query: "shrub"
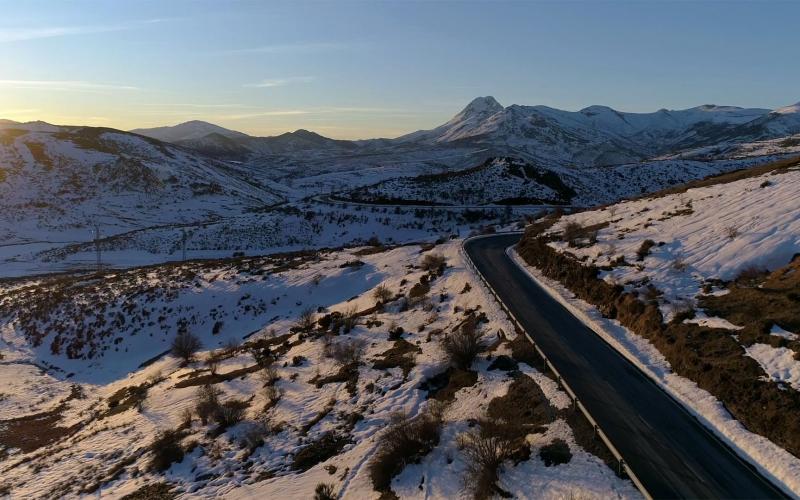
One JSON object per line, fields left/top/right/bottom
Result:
{"left": 149, "top": 429, "right": 185, "bottom": 472}
{"left": 562, "top": 222, "right": 584, "bottom": 246}
{"left": 258, "top": 366, "right": 279, "bottom": 386}
{"left": 736, "top": 264, "right": 768, "bottom": 285}
{"left": 669, "top": 298, "right": 696, "bottom": 324}
{"left": 297, "top": 308, "right": 317, "bottom": 331}
{"left": 293, "top": 432, "right": 350, "bottom": 471}
{"left": 373, "top": 284, "right": 393, "bottom": 304}
{"left": 539, "top": 439, "right": 572, "bottom": 466}
{"left": 420, "top": 253, "right": 446, "bottom": 272}
{"left": 171, "top": 331, "right": 202, "bottom": 362}
{"left": 724, "top": 225, "right": 740, "bottom": 240}
{"left": 263, "top": 385, "right": 283, "bottom": 407}
{"left": 314, "top": 483, "right": 337, "bottom": 500}
{"left": 442, "top": 316, "right": 484, "bottom": 370}
{"left": 238, "top": 418, "right": 269, "bottom": 451}
{"left": 205, "top": 352, "right": 220, "bottom": 375}
{"left": 368, "top": 403, "right": 444, "bottom": 493}
{"left": 671, "top": 255, "right": 688, "bottom": 272}
{"left": 328, "top": 338, "right": 367, "bottom": 366}
{"left": 457, "top": 429, "right": 515, "bottom": 499}
{"left": 195, "top": 384, "right": 222, "bottom": 425}
{"left": 636, "top": 239, "right": 656, "bottom": 261}
{"left": 215, "top": 399, "right": 248, "bottom": 428}
{"left": 212, "top": 320, "right": 224, "bottom": 335}
{"left": 341, "top": 306, "right": 359, "bottom": 333}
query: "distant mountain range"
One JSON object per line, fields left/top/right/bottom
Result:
{"left": 129, "top": 97, "right": 800, "bottom": 166}
{"left": 132, "top": 121, "right": 357, "bottom": 160}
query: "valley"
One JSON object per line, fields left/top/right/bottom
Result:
{"left": 2, "top": 95, "right": 800, "bottom": 499}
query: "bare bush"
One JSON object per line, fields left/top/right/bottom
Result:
{"left": 205, "top": 351, "right": 220, "bottom": 375}
{"left": 736, "top": 264, "right": 768, "bottom": 285}
{"left": 215, "top": 399, "right": 248, "bottom": 428}
{"left": 442, "top": 316, "right": 484, "bottom": 370}
{"left": 562, "top": 222, "right": 584, "bottom": 246}
{"left": 238, "top": 418, "right": 270, "bottom": 451}
{"left": 636, "top": 239, "right": 656, "bottom": 261}
{"left": 258, "top": 366, "right": 279, "bottom": 386}
{"left": 314, "top": 483, "right": 337, "bottom": 500}
{"left": 149, "top": 429, "right": 186, "bottom": 472}
{"left": 328, "top": 338, "right": 367, "bottom": 366}
{"left": 222, "top": 337, "right": 240, "bottom": 356}
{"left": 420, "top": 253, "right": 446, "bottom": 272}
{"left": 668, "top": 298, "right": 696, "bottom": 324}
{"left": 342, "top": 306, "right": 359, "bottom": 333}
{"left": 373, "top": 284, "right": 393, "bottom": 304}
{"left": 458, "top": 429, "right": 515, "bottom": 499}
{"left": 368, "top": 403, "right": 445, "bottom": 493}
{"left": 195, "top": 384, "right": 222, "bottom": 425}
{"left": 171, "top": 331, "right": 202, "bottom": 362}
{"left": 263, "top": 384, "right": 283, "bottom": 407}
{"left": 724, "top": 225, "right": 740, "bottom": 240}
{"left": 297, "top": 308, "right": 317, "bottom": 331}
{"left": 671, "top": 254, "right": 688, "bottom": 272}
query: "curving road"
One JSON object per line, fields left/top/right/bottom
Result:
{"left": 465, "top": 233, "right": 786, "bottom": 499}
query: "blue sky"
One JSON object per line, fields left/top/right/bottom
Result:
{"left": 0, "top": 0, "right": 798, "bottom": 139}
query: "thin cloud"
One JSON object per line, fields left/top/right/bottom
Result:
{"left": 221, "top": 110, "right": 312, "bottom": 120}
{"left": 0, "top": 80, "right": 139, "bottom": 92}
{"left": 0, "top": 19, "right": 168, "bottom": 43}
{"left": 243, "top": 76, "right": 314, "bottom": 88}
{"left": 140, "top": 103, "right": 252, "bottom": 109}
{"left": 220, "top": 42, "right": 349, "bottom": 55}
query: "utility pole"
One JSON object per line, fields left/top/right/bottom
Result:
{"left": 93, "top": 224, "right": 101, "bottom": 272}
{"left": 181, "top": 229, "right": 187, "bottom": 261}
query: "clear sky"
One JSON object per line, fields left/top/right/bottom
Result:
{"left": 1, "top": 0, "right": 798, "bottom": 139}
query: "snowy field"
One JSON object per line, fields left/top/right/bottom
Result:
{"left": 0, "top": 242, "right": 640, "bottom": 499}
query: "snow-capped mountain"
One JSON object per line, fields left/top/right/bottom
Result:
{"left": 398, "top": 96, "right": 780, "bottom": 166}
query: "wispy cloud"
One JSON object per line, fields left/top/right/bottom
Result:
{"left": 0, "top": 19, "right": 167, "bottom": 43}
{"left": 243, "top": 76, "right": 314, "bottom": 88}
{"left": 217, "top": 107, "right": 411, "bottom": 121}
{"left": 140, "top": 103, "right": 252, "bottom": 109}
{"left": 219, "top": 42, "right": 349, "bottom": 55}
{"left": 221, "top": 110, "right": 312, "bottom": 120}
{"left": 0, "top": 80, "right": 139, "bottom": 92}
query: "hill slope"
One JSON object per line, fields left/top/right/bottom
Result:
{"left": 514, "top": 157, "right": 800, "bottom": 493}
{"left": 0, "top": 123, "right": 282, "bottom": 246}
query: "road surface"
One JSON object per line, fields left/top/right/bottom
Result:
{"left": 464, "top": 233, "right": 786, "bottom": 499}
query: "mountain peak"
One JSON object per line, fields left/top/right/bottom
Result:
{"left": 462, "top": 96, "right": 503, "bottom": 115}
{"left": 774, "top": 102, "right": 800, "bottom": 115}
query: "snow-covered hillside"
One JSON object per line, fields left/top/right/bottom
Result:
{"left": 514, "top": 156, "right": 800, "bottom": 493}
{"left": 0, "top": 123, "right": 282, "bottom": 248}
{"left": 0, "top": 242, "right": 639, "bottom": 499}
{"left": 343, "top": 155, "right": 785, "bottom": 207}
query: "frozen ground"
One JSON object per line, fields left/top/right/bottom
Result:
{"left": 0, "top": 242, "right": 640, "bottom": 499}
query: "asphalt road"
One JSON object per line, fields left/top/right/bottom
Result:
{"left": 464, "top": 233, "right": 786, "bottom": 499}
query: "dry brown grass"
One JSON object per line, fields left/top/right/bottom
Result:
{"left": 517, "top": 228, "right": 800, "bottom": 457}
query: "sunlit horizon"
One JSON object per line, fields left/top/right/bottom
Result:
{"left": 2, "top": 0, "right": 799, "bottom": 139}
